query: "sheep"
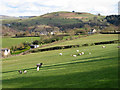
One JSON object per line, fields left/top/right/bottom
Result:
{"left": 73, "top": 55, "right": 77, "bottom": 57}
{"left": 37, "top": 66, "right": 39, "bottom": 71}
{"left": 36, "top": 63, "right": 43, "bottom": 71}
{"left": 78, "top": 53, "right": 82, "bottom": 55}
{"left": 117, "top": 46, "right": 120, "bottom": 48}
{"left": 89, "top": 52, "right": 91, "bottom": 55}
{"left": 59, "top": 53, "right": 62, "bottom": 56}
{"left": 18, "top": 70, "right": 22, "bottom": 74}
{"left": 81, "top": 52, "right": 84, "bottom": 55}
{"left": 40, "top": 63, "right": 43, "bottom": 68}
{"left": 23, "top": 70, "right": 27, "bottom": 74}
{"left": 36, "top": 63, "right": 40, "bottom": 71}
{"left": 76, "top": 50, "right": 79, "bottom": 52}
{"left": 102, "top": 46, "right": 106, "bottom": 48}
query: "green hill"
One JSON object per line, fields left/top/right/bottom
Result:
{"left": 2, "top": 11, "right": 106, "bottom": 32}
{"left": 2, "top": 42, "right": 118, "bottom": 88}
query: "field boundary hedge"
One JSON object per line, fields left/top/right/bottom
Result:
{"left": 2, "top": 40, "right": 118, "bottom": 58}
{"left": 30, "top": 40, "right": 119, "bottom": 53}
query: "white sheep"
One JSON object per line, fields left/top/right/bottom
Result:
{"left": 102, "top": 46, "right": 106, "bottom": 48}
{"left": 81, "top": 52, "right": 84, "bottom": 55}
{"left": 78, "top": 53, "right": 82, "bottom": 55}
{"left": 76, "top": 50, "right": 79, "bottom": 52}
{"left": 89, "top": 52, "right": 91, "bottom": 55}
{"left": 24, "top": 70, "right": 27, "bottom": 74}
{"left": 18, "top": 70, "right": 22, "bottom": 74}
{"left": 73, "top": 55, "right": 77, "bottom": 57}
{"left": 59, "top": 53, "right": 63, "bottom": 56}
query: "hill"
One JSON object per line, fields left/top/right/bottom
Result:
{"left": 2, "top": 26, "right": 19, "bottom": 36}
{"left": 2, "top": 11, "right": 106, "bottom": 32}
{"left": 2, "top": 39, "right": 118, "bottom": 88}
{"left": 2, "top": 11, "right": 118, "bottom": 37}
{"left": 41, "top": 11, "right": 96, "bottom": 19}
{"left": 0, "top": 15, "right": 20, "bottom": 20}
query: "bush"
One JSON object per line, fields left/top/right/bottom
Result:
{"left": 32, "top": 40, "right": 39, "bottom": 45}
{"left": 82, "top": 43, "right": 89, "bottom": 46}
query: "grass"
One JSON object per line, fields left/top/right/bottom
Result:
{"left": 2, "top": 37, "right": 40, "bottom": 48}
{"left": 35, "top": 34, "right": 118, "bottom": 49}
{"left": 48, "top": 34, "right": 118, "bottom": 47}
{"left": 2, "top": 43, "right": 118, "bottom": 88}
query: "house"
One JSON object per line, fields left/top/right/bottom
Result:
{"left": 40, "top": 32, "right": 48, "bottom": 35}
{"left": 88, "top": 29, "right": 97, "bottom": 34}
{"left": 30, "top": 45, "right": 39, "bottom": 49}
{"left": 50, "top": 32, "right": 55, "bottom": 35}
{"left": 1, "top": 48, "right": 10, "bottom": 57}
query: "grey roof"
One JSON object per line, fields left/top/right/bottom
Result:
{"left": 1, "top": 48, "right": 9, "bottom": 51}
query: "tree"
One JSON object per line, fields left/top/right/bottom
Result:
{"left": 98, "top": 13, "right": 101, "bottom": 16}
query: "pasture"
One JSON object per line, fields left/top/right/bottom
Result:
{"left": 2, "top": 43, "right": 118, "bottom": 88}
{"left": 51, "top": 34, "right": 118, "bottom": 46}
{"left": 2, "top": 37, "right": 40, "bottom": 48}
{"left": 38, "top": 34, "right": 118, "bottom": 49}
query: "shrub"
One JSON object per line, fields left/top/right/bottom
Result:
{"left": 32, "top": 40, "right": 39, "bottom": 45}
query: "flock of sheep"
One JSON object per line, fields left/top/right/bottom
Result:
{"left": 59, "top": 50, "right": 86, "bottom": 57}
{"left": 59, "top": 45, "right": 106, "bottom": 57}
{"left": 18, "top": 63, "right": 43, "bottom": 74}
{"left": 18, "top": 45, "right": 106, "bottom": 74}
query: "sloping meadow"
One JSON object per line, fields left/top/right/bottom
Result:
{"left": 2, "top": 43, "right": 118, "bottom": 88}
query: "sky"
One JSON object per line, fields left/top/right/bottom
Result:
{"left": 0, "top": 0, "right": 119, "bottom": 17}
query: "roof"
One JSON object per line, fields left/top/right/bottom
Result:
{"left": 30, "top": 45, "right": 39, "bottom": 46}
{"left": 1, "top": 48, "right": 9, "bottom": 51}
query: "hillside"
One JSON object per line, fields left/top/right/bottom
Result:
{"left": 2, "top": 11, "right": 118, "bottom": 37}
{"left": 2, "top": 39, "right": 118, "bottom": 88}
{"left": 0, "top": 15, "right": 20, "bottom": 20}
{"left": 2, "top": 11, "right": 106, "bottom": 31}
{"left": 41, "top": 11, "right": 97, "bottom": 19}
{"left": 2, "top": 26, "right": 19, "bottom": 36}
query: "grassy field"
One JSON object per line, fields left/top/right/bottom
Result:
{"left": 2, "top": 43, "right": 118, "bottom": 88}
{"left": 49, "top": 34, "right": 118, "bottom": 46}
{"left": 37, "top": 34, "right": 118, "bottom": 49}
{"left": 2, "top": 37, "right": 40, "bottom": 48}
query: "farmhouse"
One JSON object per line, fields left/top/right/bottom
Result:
{"left": 50, "top": 32, "right": 54, "bottom": 35}
{"left": 1, "top": 48, "right": 10, "bottom": 57}
{"left": 88, "top": 29, "right": 97, "bottom": 34}
{"left": 30, "top": 45, "right": 39, "bottom": 49}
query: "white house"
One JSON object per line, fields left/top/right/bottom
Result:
{"left": 88, "top": 29, "right": 97, "bottom": 34}
{"left": 50, "top": 32, "right": 54, "bottom": 35}
{"left": 30, "top": 45, "right": 39, "bottom": 49}
{"left": 1, "top": 48, "right": 10, "bottom": 57}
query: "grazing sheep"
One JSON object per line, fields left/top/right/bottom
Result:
{"left": 73, "top": 55, "right": 77, "bottom": 57}
{"left": 18, "top": 70, "right": 22, "bottom": 74}
{"left": 76, "top": 50, "right": 79, "bottom": 52}
{"left": 78, "top": 53, "right": 82, "bottom": 55}
{"left": 36, "top": 64, "right": 40, "bottom": 71}
{"left": 59, "top": 53, "right": 62, "bottom": 56}
{"left": 102, "top": 46, "right": 106, "bottom": 48}
{"left": 36, "top": 63, "right": 43, "bottom": 71}
{"left": 40, "top": 63, "right": 43, "bottom": 67}
{"left": 81, "top": 52, "right": 84, "bottom": 55}
{"left": 23, "top": 70, "right": 27, "bottom": 74}
{"left": 89, "top": 52, "right": 91, "bottom": 55}
{"left": 37, "top": 67, "right": 39, "bottom": 71}
{"left": 117, "top": 46, "right": 120, "bottom": 48}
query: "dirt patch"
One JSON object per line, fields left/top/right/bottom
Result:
{"left": 66, "top": 17, "right": 88, "bottom": 19}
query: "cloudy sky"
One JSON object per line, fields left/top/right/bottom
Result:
{"left": 0, "top": 0, "right": 119, "bottom": 16}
